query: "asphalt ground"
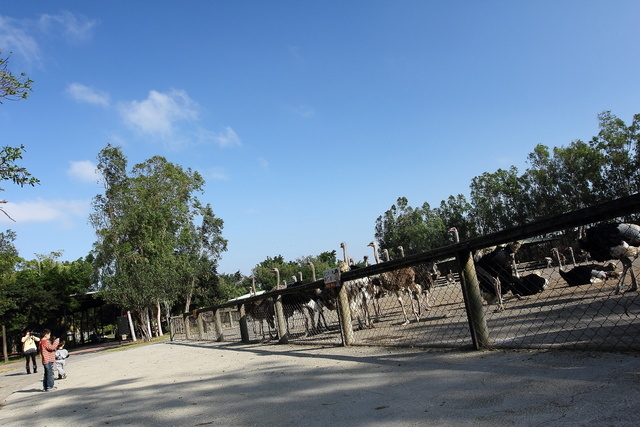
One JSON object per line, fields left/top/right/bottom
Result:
{"left": 1, "top": 340, "right": 639, "bottom": 426}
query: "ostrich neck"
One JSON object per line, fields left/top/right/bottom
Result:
{"left": 309, "top": 263, "right": 316, "bottom": 281}
{"left": 371, "top": 243, "right": 381, "bottom": 264}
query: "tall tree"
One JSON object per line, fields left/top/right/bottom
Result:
{"left": 435, "top": 194, "right": 476, "bottom": 242}
{"left": 374, "top": 197, "right": 447, "bottom": 256}
{"left": 176, "top": 203, "right": 228, "bottom": 313}
{"left": 90, "top": 145, "right": 226, "bottom": 340}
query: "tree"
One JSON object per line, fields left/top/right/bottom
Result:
{"left": 435, "top": 194, "right": 476, "bottom": 242}
{"left": 588, "top": 111, "right": 640, "bottom": 199}
{"left": 90, "top": 145, "right": 226, "bottom": 340}
{"left": 0, "top": 231, "right": 20, "bottom": 323}
{"left": 176, "top": 203, "right": 228, "bottom": 313}
{"left": 0, "top": 51, "right": 33, "bottom": 103}
{"left": 374, "top": 197, "right": 447, "bottom": 256}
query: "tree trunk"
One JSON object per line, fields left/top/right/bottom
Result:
{"left": 2, "top": 324, "right": 8, "bottom": 363}
{"left": 156, "top": 301, "right": 164, "bottom": 336}
{"left": 184, "top": 276, "right": 196, "bottom": 314}
{"left": 127, "top": 310, "right": 137, "bottom": 342}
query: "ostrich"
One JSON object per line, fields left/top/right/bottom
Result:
{"left": 449, "top": 227, "right": 460, "bottom": 243}
{"left": 245, "top": 298, "right": 276, "bottom": 341}
{"left": 368, "top": 241, "right": 422, "bottom": 325}
{"left": 578, "top": 223, "right": 640, "bottom": 294}
{"left": 270, "top": 267, "right": 313, "bottom": 334}
{"left": 474, "top": 242, "right": 519, "bottom": 312}
{"left": 475, "top": 243, "right": 548, "bottom": 311}
{"left": 339, "top": 242, "right": 374, "bottom": 329}
{"left": 397, "top": 245, "right": 433, "bottom": 314}
{"left": 552, "top": 248, "right": 619, "bottom": 287}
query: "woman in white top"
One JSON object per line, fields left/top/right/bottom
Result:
{"left": 21, "top": 329, "right": 40, "bottom": 374}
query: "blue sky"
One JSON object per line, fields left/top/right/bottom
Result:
{"left": 1, "top": 2, "right": 639, "bottom": 276}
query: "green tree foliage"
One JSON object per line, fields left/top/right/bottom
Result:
{"left": 1, "top": 252, "right": 93, "bottom": 332}
{"left": 0, "top": 52, "right": 33, "bottom": 103}
{"left": 176, "top": 203, "right": 228, "bottom": 313}
{"left": 90, "top": 144, "right": 227, "bottom": 339}
{"left": 434, "top": 194, "right": 476, "bottom": 241}
{"left": 376, "top": 111, "right": 640, "bottom": 247}
{"left": 248, "top": 251, "right": 338, "bottom": 292}
{"left": 0, "top": 145, "right": 40, "bottom": 220}
{"left": 0, "top": 231, "right": 20, "bottom": 325}
{"left": 374, "top": 197, "right": 447, "bottom": 256}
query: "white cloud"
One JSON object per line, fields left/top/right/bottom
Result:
{"left": 195, "top": 126, "right": 242, "bottom": 148}
{"left": 294, "top": 105, "right": 315, "bottom": 118}
{"left": 119, "top": 89, "right": 199, "bottom": 140}
{"left": 0, "top": 15, "right": 42, "bottom": 65}
{"left": 67, "top": 160, "right": 101, "bottom": 184}
{"left": 66, "top": 83, "right": 110, "bottom": 107}
{"left": 208, "top": 167, "right": 229, "bottom": 181}
{"left": 0, "top": 199, "right": 90, "bottom": 227}
{"left": 38, "top": 11, "right": 98, "bottom": 44}
{"left": 258, "top": 157, "right": 269, "bottom": 170}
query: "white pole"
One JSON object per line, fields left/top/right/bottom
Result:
{"left": 127, "top": 310, "right": 137, "bottom": 342}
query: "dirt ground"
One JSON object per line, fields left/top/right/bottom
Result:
{"left": 1, "top": 340, "right": 640, "bottom": 426}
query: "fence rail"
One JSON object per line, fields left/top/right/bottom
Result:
{"left": 171, "top": 193, "right": 640, "bottom": 352}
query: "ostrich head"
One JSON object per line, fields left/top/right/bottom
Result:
{"left": 340, "top": 242, "right": 349, "bottom": 263}
{"left": 367, "top": 241, "right": 381, "bottom": 264}
{"left": 449, "top": 227, "right": 459, "bottom": 243}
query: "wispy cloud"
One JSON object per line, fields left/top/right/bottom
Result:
{"left": 293, "top": 105, "right": 315, "bottom": 118}
{"left": 258, "top": 157, "right": 269, "bottom": 170}
{"left": 0, "top": 15, "right": 41, "bottom": 65}
{"left": 196, "top": 126, "right": 242, "bottom": 148}
{"left": 67, "top": 160, "right": 101, "bottom": 184}
{"left": 0, "top": 11, "right": 97, "bottom": 67}
{"left": 0, "top": 199, "right": 90, "bottom": 227}
{"left": 38, "top": 11, "right": 98, "bottom": 44}
{"left": 207, "top": 167, "right": 229, "bottom": 181}
{"left": 118, "top": 89, "right": 199, "bottom": 142}
{"left": 66, "top": 83, "right": 110, "bottom": 107}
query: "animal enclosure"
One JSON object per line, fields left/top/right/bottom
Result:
{"left": 171, "top": 194, "right": 640, "bottom": 352}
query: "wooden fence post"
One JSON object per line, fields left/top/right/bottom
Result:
{"left": 197, "top": 313, "right": 204, "bottom": 340}
{"left": 184, "top": 314, "right": 191, "bottom": 340}
{"left": 457, "top": 249, "right": 490, "bottom": 349}
{"left": 214, "top": 309, "right": 224, "bottom": 342}
{"left": 274, "top": 296, "right": 288, "bottom": 344}
{"left": 337, "top": 284, "right": 354, "bottom": 346}
{"left": 239, "top": 304, "right": 250, "bottom": 343}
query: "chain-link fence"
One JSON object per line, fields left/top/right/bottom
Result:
{"left": 172, "top": 194, "right": 640, "bottom": 352}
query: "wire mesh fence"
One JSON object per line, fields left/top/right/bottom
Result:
{"left": 172, "top": 194, "right": 640, "bottom": 352}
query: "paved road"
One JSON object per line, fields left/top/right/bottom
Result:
{"left": 1, "top": 341, "right": 639, "bottom": 426}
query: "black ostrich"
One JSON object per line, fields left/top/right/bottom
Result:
{"left": 553, "top": 248, "right": 619, "bottom": 287}
{"left": 578, "top": 223, "right": 640, "bottom": 294}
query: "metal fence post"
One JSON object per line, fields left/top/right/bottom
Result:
{"left": 274, "top": 296, "right": 288, "bottom": 344}
{"left": 457, "top": 249, "right": 490, "bottom": 349}
{"left": 214, "top": 309, "right": 224, "bottom": 342}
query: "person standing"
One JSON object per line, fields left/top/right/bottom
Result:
{"left": 55, "top": 341, "right": 69, "bottom": 379}
{"left": 21, "top": 329, "right": 40, "bottom": 374}
{"left": 39, "top": 329, "right": 59, "bottom": 392}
